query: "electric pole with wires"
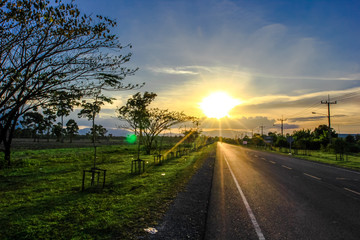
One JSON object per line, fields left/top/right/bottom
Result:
{"left": 321, "top": 94, "right": 337, "bottom": 143}
{"left": 277, "top": 116, "right": 287, "bottom": 136}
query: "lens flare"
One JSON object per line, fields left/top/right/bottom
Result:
{"left": 125, "top": 134, "right": 137, "bottom": 144}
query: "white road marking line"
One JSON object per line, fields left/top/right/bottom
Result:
{"left": 281, "top": 165, "right": 292, "bottom": 170}
{"left": 336, "top": 177, "right": 347, "bottom": 180}
{"left": 223, "top": 154, "right": 266, "bottom": 240}
{"left": 303, "top": 173, "right": 322, "bottom": 181}
{"left": 261, "top": 157, "right": 266, "bottom": 160}
{"left": 344, "top": 187, "right": 360, "bottom": 196}
{"left": 269, "top": 161, "right": 276, "bottom": 164}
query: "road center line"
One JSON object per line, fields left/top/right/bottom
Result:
{"left": 281, "top": 165, "right": 292, "bottom": 170}
{"left": 269, "top": 160, "right": 276, "bottom": 164}
{"left": 344, "top": 187, "right": 360, "bottom": 196}
{"left": 223, "top": 154, "right": 266, "bottom": 240}
{"left": 303, "top": 173, "right": 322, "bottom": 181}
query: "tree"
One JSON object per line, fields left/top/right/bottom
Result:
{"left": 42, "top": 108, "right": 56, "bottom": 142}
{"left": 142, "top": 108, "right": 194, "bottom": 154}
{"left": 20, "top": 111, "right": 45, "bottom": 142}
{"left": 117, "top": 92, "right": 157, "bottom": 159}
{"left": 88, "top": 124, "right": 107, "bottom": 142}
{"left": 49, "top": 91, "right": 81, "bottom": 143}
{"left": 292, "top": 129, "right": 312, "bottom": 152}
{"left": 180, "top": 118, "right": 202, "bottom": 150}
{"left": 275, "top": 135, "right": 288, "bottom": 148}
{"left": 52, "top": 122, "right": 63, "bottom": 142}
{"left": 66, "top": 119, "right": 79, "bottom": 143}
{"left": 332, "top": 138, "right": 347, "bottom": 161}
{"left": 118, "top": 92, "right": 195, "bottom": 155}
{"left": 78, "top": 90, "right": 113, "bottom": 169}
{"left": 78, "top": 90, "right": 113, "bottom": 143}
{"left": 313, "top": 125, "right": 337, "bottom": 147}
{"left": 345, "top": 135, "right": 356, "bottom": 144}
{"left": 0, "top": 0, "right": 139, "bottom": 167}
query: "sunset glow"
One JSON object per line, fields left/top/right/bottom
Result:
{"left": 199, "top": 92, "right": 241, "bottom": 119}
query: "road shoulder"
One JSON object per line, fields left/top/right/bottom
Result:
{"left": 145, "top": 151, "right": 216, "bottom": 239}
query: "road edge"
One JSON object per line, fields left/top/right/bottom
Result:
{"left": 145, "top": 150, "right": 216, "bottom": 239}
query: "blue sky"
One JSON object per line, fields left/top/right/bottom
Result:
{"left": 71, "top": 0, "right": 360, "bottom": 136}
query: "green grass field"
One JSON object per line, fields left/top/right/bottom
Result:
{"left": 0, "top": 143, "right": 215, "bottom": 240}
{"left": 268, "top": 147, "right": 360, "bottom": 171}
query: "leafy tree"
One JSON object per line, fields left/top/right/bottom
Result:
{"left": 78, "top": 90, "right": 113, "bottom": 169}
{"left": 52, "top": 122, "right": 63, "bottom": 142}
{"left": 0, "top": 0, "right": 138, "bottom": 167}
{"left": 118, "top": 92, "right": 194, "bottom": 155}
{"left": 292, "top": 129, "right": 313, "bottom": 151}
{"left": 332, "top": 138, "right": 347, "bottom": 161}
{"left": 344, "top": 134, "right": 360, "bottom": 153}
{"left": 252, "top": 134, "right": 265, "bottom": 147}
{"left": 49, "top": 91, "right": 81, "bottom": 142}
{"left": 42, "top": 108, "right": 56, "bottom": 142}
{"left": 20, "top": 111, "right": 45, "bottom": 142}
{"left": 144, "top": 109, "right": 195, "bottom": 154}
{"left": 88, "top": 124, "right": 107, "bottom": 142}
{"left": 78, "top": 91, "right": 113, "bottom": 143}
{"left": 66, "top": 119, "right": 79, "bottom": 143}
{"left": 275, "top": 135, "right": 288, "bottom": 148}
{"left": 345, "top": 135, "right": 356, "bottom": 144}
{"left": 117, "top": 92, "right": 156, "bottom": 159}
{"left": 312, "top": 124, "right": 337, "bottom": 147}
{"left": 267, "top": 132, "right": 278, "bottom": 145}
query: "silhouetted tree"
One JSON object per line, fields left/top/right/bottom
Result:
{"left": 20, "top": 111, "right": 45, "bottom": 142}
{"left": 0, "top": 0, "right": 139, "bottom": 167}
{"left": 66, "top": 119, "right": 79, "bottom": 143}
{"left": 332, "top": 138, "right": 347, "bottom": 161}
{"left": 143, "top": 109, "right": 194, "bottom": 154}
{"left": 118, "top": 92, "right": 195, "bottom": 155}
{"left": 49, "top": 91, "right": 81, "bottom": 143}
{"left": 117, "top": 92, "right": 157, "bottom": 158}
{"left": 88, "top": 124, "right": 107, "bottom": 142}
{"left": 42, "top": 108, "right": 56, "bottom": 142}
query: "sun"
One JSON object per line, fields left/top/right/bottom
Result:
{"left": 199, "top": 92, "right": 241, "bottom": 119}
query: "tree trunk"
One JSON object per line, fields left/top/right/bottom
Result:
{"left": 4, "top": 141, "right": 11, "bottom": 167}
{"left": 2, "top": 119, "right": 17, "bottom": 167}
{"left": 61, "top": 115, "right": 64, "bottom": 143}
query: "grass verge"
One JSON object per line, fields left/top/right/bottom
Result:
{"left": 249, "top": 146, "right": 360, "bottom": 171}
{"left": 0, "top": 144, "right": 216, "bottom": 239}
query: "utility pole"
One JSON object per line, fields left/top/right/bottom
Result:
{"left": 259, "top": 125, "right": 265, "bottom": 136}
{"left": 277, "top": 116, "right": 287, "bottom": 136}
{"left": 321, "top": 94, "right": 337, "bottom": 143}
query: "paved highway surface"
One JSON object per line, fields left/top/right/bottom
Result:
{"left": 205, "top": 142, "right": 360, "bottom": 240}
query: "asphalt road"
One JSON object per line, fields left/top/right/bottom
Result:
{"left": 205, "top": 142, "right": 360, "bottom": 240}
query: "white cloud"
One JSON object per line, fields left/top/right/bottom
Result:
{"left": 148, "top": 66, "right": 200, "bottom": 75}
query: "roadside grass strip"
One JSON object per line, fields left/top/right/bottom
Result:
{"left": 0, "top": 144, "right": 215, "bottom": 240}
